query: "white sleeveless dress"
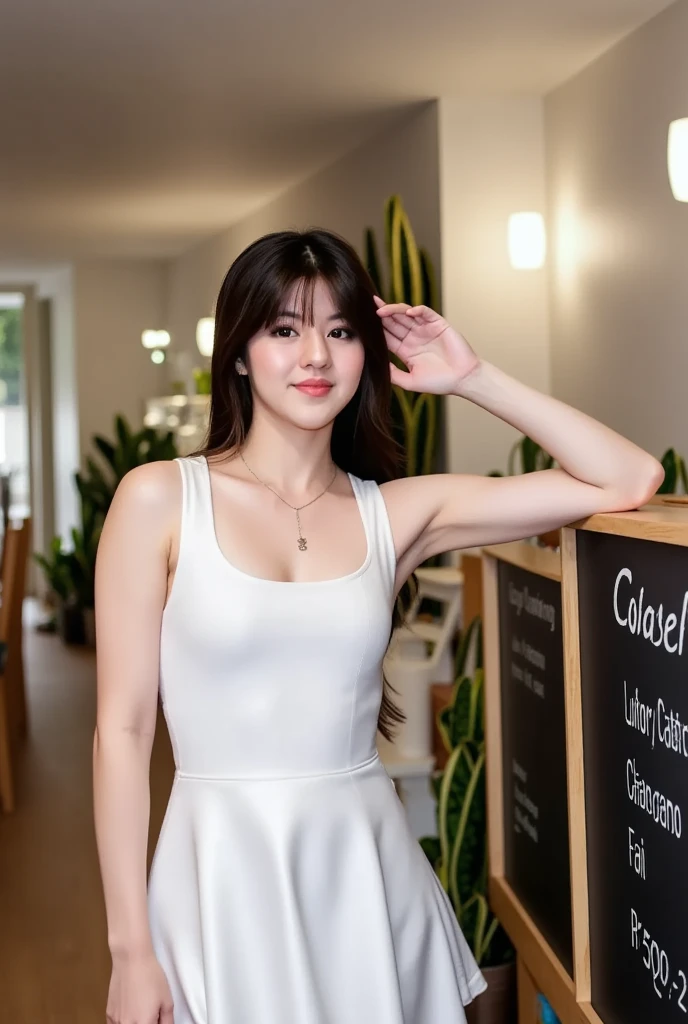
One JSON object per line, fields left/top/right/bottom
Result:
{"left": 147, "top": 454, "right": 486, "bottom": 1024}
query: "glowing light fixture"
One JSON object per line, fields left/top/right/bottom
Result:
{"left": 196, "top": 317, "right": 215, "bottom": 358}
{"left": 508, "top": 212, "right": 546, "bottom": 269}
{"left": 668, "top": 118, "right": 688, "bottom": 201}
{"left": 141, "top": 329, "right": 170, "bottom": 350}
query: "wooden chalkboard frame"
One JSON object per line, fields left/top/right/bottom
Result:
{"left": 482, "top": 541, "right": 579, "bottom": 1024}
{"left": 560, "top": 498, "right": 688, "bottom": 1024}
{"left": 482, "top": 499, "right": 688, "bottom": 1024}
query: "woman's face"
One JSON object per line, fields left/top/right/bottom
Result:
{"left": 244, "top": 277, "right": 366, "bottom": 430}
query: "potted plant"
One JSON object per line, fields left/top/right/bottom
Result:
{"left": 363, "top": 194, "right": 444, "bottom": 624}
{"left": 364, "top": 194, "right": 442, "bottom": 480}
{"left": 656, "top": 447, "right": 687, "bottom": 494}
{"left": 420, "top": 616, "right": 516, "bottom": 1023}
{"left": 33, "top": 536, "right": 84, "bottom": 644}
{"left": 77, "top": 413, "right": 177, "bottom": 521}
{"left": 68, "top": 481, "right": 103, "bottom": 647}
{"left": 34, "top": 414, "right": 178, "bottom": 645}
{"left": 33, "top": 488, "right": 102, "bottom": 646}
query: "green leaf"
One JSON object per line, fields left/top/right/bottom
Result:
{"left": 455, "top": 615, "right": 482, "bottom": 677}
{"left": 415, "top": 614, "right": 514, "bottom": 966}
{"left": 364, "top": 228, "right": 384, "bottom": 299}
{"left": 449, "top": 675, "right": 473, "bottom": 747}
{"left": 398, "top": 207, "right": 423, "bottom": 307}
{"left": 418, "top": 835, "right": 442, "bottom": 869}
{"left": 420, "top": 247, "right": 438, "bottom": 310}
{"left": 681, "top": 457, "right": 688, "bottom": 495}
{"left": 449, "top": 745, "right": 486, "bottom": 911}
{"left": 658, "top": 447, "right": 679, "bottom": 494}
{"left": 361, "top": 194, "right": 442, "bottom": 493}
{"left": 384, "top": 195, "right": 397, "bottom": 283}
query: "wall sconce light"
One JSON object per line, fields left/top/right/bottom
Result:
{"left": 508, "top": 212, "right": 546, "bottom": 269}
{"left": 668, "top": 118, "right": 688, "bottom": 201}
{"left": 196, "top": 317, "right": 215, "bottom": 358}
{"left": 141, "top": 329, "right": 171, "bottom": 363}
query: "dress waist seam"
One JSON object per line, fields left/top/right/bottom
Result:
{"left": 174, "top": 750, "right": 381, "bottom": 782}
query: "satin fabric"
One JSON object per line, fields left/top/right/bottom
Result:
{"left": 147, "top": 454, "right": 486, "bottom": 1023}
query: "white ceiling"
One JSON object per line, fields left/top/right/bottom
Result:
{"left": 0, "top": 0, "right": 675, "bottom": 261}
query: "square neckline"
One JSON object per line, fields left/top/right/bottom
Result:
{"left": 200, "top": 455, "right": 373, "bottom": 586}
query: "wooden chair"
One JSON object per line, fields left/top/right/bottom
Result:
{"left": 0, "top": 517, "right": 31, "bottom": 813}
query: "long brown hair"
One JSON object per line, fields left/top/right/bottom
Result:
{"left": 191, "top": 227, "right": 416, "bottom": 742}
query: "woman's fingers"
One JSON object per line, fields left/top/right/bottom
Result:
{"left": 380, "top": 320, "right": 408, "bottom": 343}
{"left": 389, "top": 362, "right": 412, "bottom": 388}
{"left": 376, "top": 301, "right": 424, "bottom": 314}
{"left": 378, "top": 308, "right": 422, "bottom": 332}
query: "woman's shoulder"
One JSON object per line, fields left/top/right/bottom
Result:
{"left": 110, "top": 459, "right": 183, "bottom": 516}
{"left": 98, "top": 460, "right": 183, "bottom": 568}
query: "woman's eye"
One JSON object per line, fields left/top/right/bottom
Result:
{"left": 270, "top": 325, "right": 355, "bottom": 339}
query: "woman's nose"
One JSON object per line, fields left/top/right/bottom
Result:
{"left": 300, "top": 330, "right": 330, "bottom": 366}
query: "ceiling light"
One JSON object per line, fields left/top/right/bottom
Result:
{"left": 141, "top": 329, "right": 170, "bottom": 350}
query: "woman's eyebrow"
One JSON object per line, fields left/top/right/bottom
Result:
{"left": 275, "top": 310, "right": 346, "bottom": 321}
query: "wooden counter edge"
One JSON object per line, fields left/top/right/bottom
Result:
{"left": 568, "top": 502, "right": 688, "bottom": 546}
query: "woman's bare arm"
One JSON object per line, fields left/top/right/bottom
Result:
{"left": 380, "top": 360, "right": 663, "bottom": 573}
{"left": 373, "top": 301, "right": 664, "bottom": 573}
{"left": 92, "top": 460, "right": 179, "bottom": 961}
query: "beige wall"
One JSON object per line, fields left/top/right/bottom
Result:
{"left": 73, "top": 259, "right": 167, "bottom": 461}
{"left": 545, "top": 0, "right": 688, "bottom": 459}
{"left": 166, "top": 102, "right": 442, "bottom": 363}
{"left": 438, "top": 96, "right": 551, "bottom": 477}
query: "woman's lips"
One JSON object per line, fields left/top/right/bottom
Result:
{"left": 294, "top": 383, "right": 333, "bottom": 397}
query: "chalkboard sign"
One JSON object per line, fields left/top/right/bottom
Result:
{"left": 497, "top": 560, "right": 573, "bottom": 976}
{"left": 578, "top": 530, "right": 688, "bottom": 1024}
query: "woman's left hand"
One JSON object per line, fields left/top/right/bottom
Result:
{"left": 374, "top": 296, "right": 480, "bottom": 394}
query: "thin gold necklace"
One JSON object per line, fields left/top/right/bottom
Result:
{"left": 239, "top": 451, "right": 338, "bottom": 552}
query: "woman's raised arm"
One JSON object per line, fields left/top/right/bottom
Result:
{"left": 374, "top": 300, "right": 663, "bottom": 569}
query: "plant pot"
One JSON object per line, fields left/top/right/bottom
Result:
{"left": 57, "top": 600, "right": 86, "bottom": 645}
{"left": 83, "top": 607, "right": 96, "bottom": 648}
{"left": 537, "top": 528, "right": 560, "bottom": 549}
{"left": 466, "top": 962, "right": 517, "bottom": 1024}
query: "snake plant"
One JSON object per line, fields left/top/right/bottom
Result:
{"left": 363, "top": 194, "right": 441, "bottom": 478}
{"left": 657, "top": 447, "right": 688, "bottom": 493}
{"left": 419, "top": 616, "right": 514, "bottom": 968}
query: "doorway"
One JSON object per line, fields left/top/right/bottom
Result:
{"left": 0, "top": 287, "right": 55, "bottom": 597}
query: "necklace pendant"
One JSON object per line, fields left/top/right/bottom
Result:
{"left": 298, "top": 536, "right": 308, "bottom": 551}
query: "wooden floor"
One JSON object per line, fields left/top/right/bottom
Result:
{"left": 0, "top": 602, "right": 175, "bottom": 1024}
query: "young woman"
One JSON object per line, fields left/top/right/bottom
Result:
{"left": 93, "top": 228, "right": 662, "bottom": 1024}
